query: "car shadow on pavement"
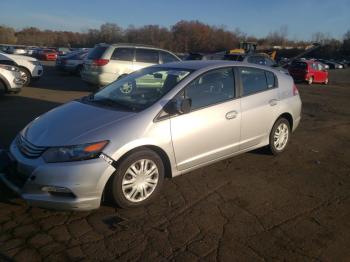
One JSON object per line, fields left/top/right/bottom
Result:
{"left": 31, "top": 62, "right": 97, "bottom": 92}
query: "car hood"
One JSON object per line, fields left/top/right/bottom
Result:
{"left": 21, "top": 100, "right": 136, "bottom": 146}
{"left": 0, "top": 52, "right": 37, "bottom": 62}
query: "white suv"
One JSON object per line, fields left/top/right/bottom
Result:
{"left": 0, "top": 51, "right": 44, "bottom": 86}
{"left": 0, "top": 64, "right": 24, "bottom": 95}
{"left": 82, "top": 44, "right": 180, "bottom": 86}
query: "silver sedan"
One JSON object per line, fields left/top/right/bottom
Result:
{"left": 0, "top": 61, "right": 301, "bottom": 210}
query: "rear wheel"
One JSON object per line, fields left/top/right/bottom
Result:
{"left": 0, "top": 80, "right": 6, "bottom": 96}
{"left": 269, "top": 118, "right": 291, "bottom": 155}
{"left": 307, "top": 76, "right": 313, "bottom": 85}
{"left": 108, "top": 149, "right": 164, "bottom": 208}
{"left": 19, "top": 67, "right": 31, "bottom": 86}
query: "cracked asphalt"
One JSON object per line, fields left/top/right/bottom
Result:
{"left": 0, "top": 63, "right": 349, "bottom": 261}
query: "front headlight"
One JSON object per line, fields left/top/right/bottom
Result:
{"left": 42, "top": 141, "right": 109, "bottom": 163}
{"left": 0, "top": 64, "right": 19, "bottom": 72}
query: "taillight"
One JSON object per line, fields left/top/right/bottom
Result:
{"left": 93, "top": 59, "right": 109, "bottom": 66}
{"left": 293, "top": 84, "right": 299, "bottom": 96}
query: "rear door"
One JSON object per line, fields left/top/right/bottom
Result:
{"left": 170, "top": 67, "right": 241, "bottom": 171}
{"left": 238, "top": 67, "right": 280, "bottom": 149}
{"left": 134, "top": 48, "right": 159, "bottom": 70}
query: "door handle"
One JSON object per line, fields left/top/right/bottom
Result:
{"left": 269, "top": 99, "right": 278, "bottom": 106}
{"left": 225, "top": 110, "right": 238, "bottom": 120}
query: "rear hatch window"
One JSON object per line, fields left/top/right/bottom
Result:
{"left": 291, "top": 62, "right": 307, "bottom": 70}
{"left": 87, "top": 46, "right": 108, "bottom": 60}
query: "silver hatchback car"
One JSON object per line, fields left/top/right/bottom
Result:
{"left": 0, "top": 61, "right": 301, "bottom": 210}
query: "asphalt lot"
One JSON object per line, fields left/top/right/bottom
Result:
{"left": 0, "top": 62, "right": 350, "bottom": 261}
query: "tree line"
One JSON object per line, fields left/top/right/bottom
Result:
{"left": 0, "top": 21, "right": 349, "bottom": 58}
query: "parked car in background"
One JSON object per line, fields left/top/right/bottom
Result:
{"left": 0, "top": 60, "right": 301, "bottom": 210}
{"left": 0, "top": 51, "right": 44, "bottom": 86}
{"left": 38, "top": 49, "right": 58, "bottom": 61}
{"left": 56, "top": 47, "right": 71, "bottom": 56}
{"left": 288, "top": 60, "right": 328, "bottom": 84}
{"left": 224, "top": 53, "right": 289, "bottom": 74}
{"left": 0, "top": 63, "right": 24, "bottom": 95}
{"left": 6, "top": 46, "right": 27, "bottom": 55}
{"left": 317, "top": 59, "right": 343, "bottom": 69}
{"left": 56, "top": 50, "right": 89, "bottom": 76}
{"left": 82, "top": 43, "right": 180, "bottom": 86}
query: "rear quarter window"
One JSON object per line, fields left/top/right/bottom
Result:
{"left": 87, "top": 46, "right": 108, "bottom": 59}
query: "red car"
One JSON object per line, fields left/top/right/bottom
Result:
{"left": 288, "top": 60, "right": 329, "bottom": 85}
{"left": 38, "top": 49, "right": 58, "bottom": 61}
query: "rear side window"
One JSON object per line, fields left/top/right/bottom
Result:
{"left": 135, "top": 49, "right": 159, "bottom": 63}
{"left": 111, "top": 48, "right": 134, "bottom": 61}
{"left": 240, "top": 67, "right": 275, "bottom": 96}
{"left": 160, "top": 51, "right": 179, "bottom": 63}
{"left": 87, "top": 46, "right": 107, "bottom": 59}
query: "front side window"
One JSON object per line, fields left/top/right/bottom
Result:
{"left": 184, "top": 68, "right": 235, "bottom": 111}
{"left": 111, "top": 48, "right": 134, "bottom": 61}
{"left": 240, "top": 67, "right": 275, "bottom": 96}
{"left": 85, "top": 67, "right": 192, "bottom": 111}
{"left": 317, "top": 63, "right": 324, "bottom": 71}
{"left": 135, "top": 49, "right": 159, "bottom": 63}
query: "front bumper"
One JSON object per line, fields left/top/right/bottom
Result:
{"left": 31, "top": 65, "right": 44, "bottom": 78}
{"left": 0, "top": 142, "right": 116, "bottom": 211}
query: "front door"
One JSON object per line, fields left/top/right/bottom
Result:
{"left": 170, "top": 67, "right": 241, "bottom": 171}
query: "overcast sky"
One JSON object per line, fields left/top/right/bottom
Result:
{"left": 1, "top": 0, "right": 349, "bottom": 40}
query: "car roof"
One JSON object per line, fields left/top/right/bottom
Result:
{"left": 154, "top": 60, "right": 276, "bottom": 72}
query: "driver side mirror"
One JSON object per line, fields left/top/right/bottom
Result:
{"left": 164, "top": 98, "right": 192, "bottom": 115}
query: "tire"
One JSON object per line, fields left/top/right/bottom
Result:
{"left": 269, "top": 118, "right": 291, "bottom": 155}
{"left": 108, "top": 148, "right": 165, "bottom": 208}
{"left": 307, "top": 76, "right": 313, "bottom": 85}
{"left": 75, "top": 65, "right": 83, "bottom": 77}
{"left": 0, "top": 80, "right": 6, "bottom": 96}
{"left": 19, "top": 67, "right": 31, "bottom": 86}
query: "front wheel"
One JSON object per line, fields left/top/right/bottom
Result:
{"left": 108, "top": 149, "right": 164, "bottom": 208}
{"left": 19, "top": 67, "right": 31, "bottom": 86}
{"left": 269, "top": 118, "right": 291, "bottom": 155}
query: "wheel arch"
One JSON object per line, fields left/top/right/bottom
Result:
{"left": 18, "top": 66, "right": 32, "bottom": 78}
{"left": 101, "top": 144, "right": 173, "bottom": 202}
{"left": 0, "top": 75, "right": 10, "bottom": 92}
{"left": 276, "top": 112, "right": 293, "bottom": 130}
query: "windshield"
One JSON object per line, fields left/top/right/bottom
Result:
{"left": 86, "top": 67, "right": 192, "bottom": 111}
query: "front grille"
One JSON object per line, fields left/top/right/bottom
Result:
{"left": 16, "top": 135, "right": 46, "bottom": 158}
